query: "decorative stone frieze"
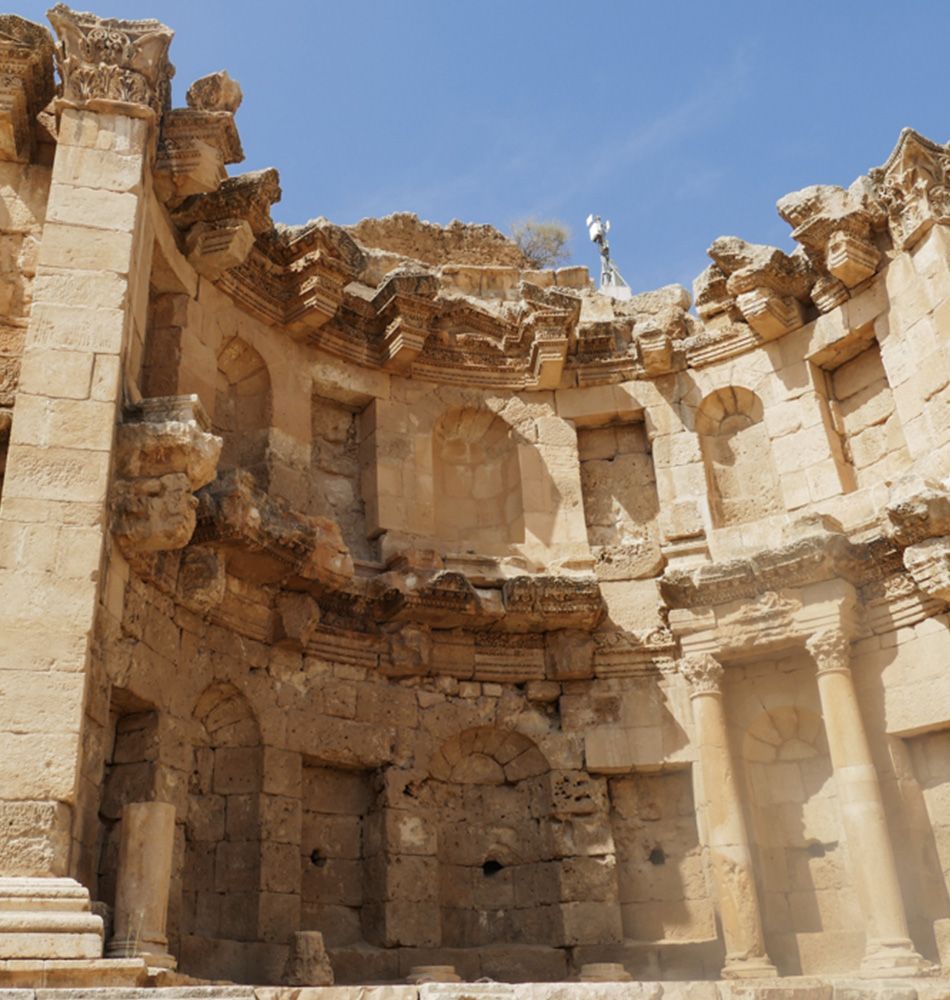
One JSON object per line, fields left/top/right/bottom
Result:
{"left": 172, "top": 166, "right": 280, "bottom": 235}
{"left": 870, "top": 128, "right": 950, "bottom": 250}
{"left": 501, "top": 575, "right": 605, "bottom": 631}
{"left": 384, "top": 624, "right": 432, "bottom": 677}
{"left": 47, "top": 4, "right": 174, "bottom": 119}
{"left": 0, "top": 15, "right": 55, "bottom": 162}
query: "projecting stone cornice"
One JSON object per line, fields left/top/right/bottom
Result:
{"left": 660, "top": 521, "right": 899, "bottom": 610}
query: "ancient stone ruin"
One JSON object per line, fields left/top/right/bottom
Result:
{"left": 3, "top": 6, "right": 950, "bottom": 1000}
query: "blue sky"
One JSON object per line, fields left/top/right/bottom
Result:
{"left": 16, "top": 1, "right": 950, "bottom": 296}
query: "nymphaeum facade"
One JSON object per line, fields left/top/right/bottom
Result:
{"left": 1, "top": 6, "right": 950, "bottom": 996}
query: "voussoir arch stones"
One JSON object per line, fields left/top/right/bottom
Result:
{"left": 428, "top": 726, "right": 549, "bottom": 785}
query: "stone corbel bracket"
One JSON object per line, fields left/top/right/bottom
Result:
{"left": 171, "top": 167, "right": 279, "bottom": 280}
{"left": 519, "top": 283, "right": 581, "bottom": 389}
{"left": 706, "top": 235, "right": 816, "bottom": 340}
{"left": 193, "top": 467, "right": 354, "bottom": 593}
{"left": 111, "top": 395, "right": 222, "bottom": 561}
{"left": 886, "top": 476, "right": 950, "bottom": 603}
{"left": 47, "top": 4, "right": 174, "bottom": 122}
{"left": 174, "top": 175, "right": 363, "bottom": 333}
{"left": 371, "top": 267, "right": 440, "bottom": 372}
{"left": 634, "top": 306, "right": 689, "bottom": 377}
{"left": 777, "top": 182, "right": 886, "bottom": 311}
{"left": 155, "top": 71, "right": 245, "bottom": 207}
{"left": 870, "top": 128, "right": 950, "bottom": 251}
{"left": 0, "top": 15, "right": 55, "bottom": 162}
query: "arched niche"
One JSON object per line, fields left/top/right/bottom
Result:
{"left": 214, "top": 335, "right": 272, "bottom": 482}
{"left": 180, "top": 682, "right": 263, "bottom": 951}
{"left": 432, "top": 407, "right": 524, "bottom": 549}
{"left": 741, "top": 705, "right": 860, "bottom": 967}
{"left": 427, "top": 726, "right": 552, "bottom": 947}
{"left": 696, "top": 386, "right": 782, "bottom": 528}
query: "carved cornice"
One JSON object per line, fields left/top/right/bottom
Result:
{"left": 0, "top": 15, "right": 55, "bottom": 162}
{"left": 805, "top": 629, "right": 851, "bottom": 675}
{"left": 680, "top": 652, "right": 724, "bottom": 694}
{"left": 661, "top": 527, "right": 899, "bottom": 609}
{"left": 886, "top": 477, "right": 950, "bottom": 547}
{"left": 47, "top": 4, "right": 174, "bottom": 119}
{"left": 777, "top": 183, "right": 885, "bottom": 308}
{"left": 193, "top": 468, "right": 354, "bottom": 593}
{"left": 172, "top": 167, "right": 280, "bottom": 235}
{"left": 704, "top": 236, "right": 815, "bottom": 340}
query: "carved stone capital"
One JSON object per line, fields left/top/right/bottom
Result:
{"left": 680, "top": 652, "right": 723, "bottom": 694}
{"left": 47, "top": 4, "right": 174, "bottom": 119}
{"left": 871, "top": 129, "right": 950, "bottom": 251}
{"left": 805, "top": 629, "right": 851, "bottom": 675}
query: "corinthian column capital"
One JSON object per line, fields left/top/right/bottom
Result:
{"left": 47, "top": 4, "right": 174, "bottom": 119}
{"left": 806, "top": 629, "right": 851, "bottom": 675}
{"left": 680, "top": 652, "right": 724, "bottom": 695}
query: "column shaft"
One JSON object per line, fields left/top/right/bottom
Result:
{"left": 107, "top": 802, "right": 176, "bottom": 968}
{"left": 807, "top": 631, "right": 928, "bottom": 976}
{"left": 682, "top": 654, "right": 776, "bottom": 979}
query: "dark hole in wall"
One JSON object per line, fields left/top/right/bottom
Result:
{"left": 807, "top": 841, "right": 836, "bottom": 859}
{"left": 482, "top": 859, "right": 504, "bottom": 877}
{"left": 310, "top": 849, "right": 327, "bottom": 868}
{"left": 648, "top": 847, "right": 666, "bottom": 866}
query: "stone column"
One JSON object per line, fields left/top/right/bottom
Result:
{"left": 106, "top": 802, "right": 176, "bottom": 969}
{"left": 0, "top": 6, "right": 172, "bottom": 962}
{"left": 681, "top": 653, "right": 777, "bottom": 979}
{"left": 806, "top": 631, "right": 929, "bottom": 976}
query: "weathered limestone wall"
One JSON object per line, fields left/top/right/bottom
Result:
{"left": 7, "top": 5, "right": 950, "bottom": 993}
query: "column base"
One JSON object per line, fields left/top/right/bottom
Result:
{"left": 106, "top": 937, "right": 176, "bottom": 970}
{"left": 0, "top": 878, "right": 103, "bottom": 960}
{"left": 721, "top": 954, "right": 779, "bottom": 979}
{"left": 860, "top": 938, "right": 933, "bottom": 978}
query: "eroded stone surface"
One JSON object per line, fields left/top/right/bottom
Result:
{"left": 3, "top": 5, "right": 950, "bottom": 993}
